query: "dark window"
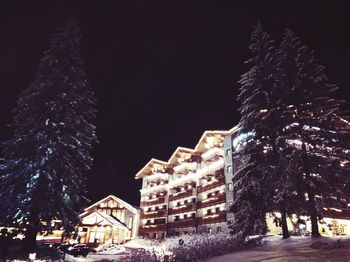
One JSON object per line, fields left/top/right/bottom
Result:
{"left": 217, "top": 227, "right": 222, "bottom": 233}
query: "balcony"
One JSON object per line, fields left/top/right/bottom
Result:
{"left": 197, "top": 212, "right": 226, "bottom": 225}
{"left": 169, "top": 188, "right": 196, "bottom": 202}
{"left": 139, "top": 224, "right": 167, "bottom": 233}
{"left": 140, "top": 210, "right": 167, "bottom": 219}
{"left": 198, "top": 176, "right": 225, "bottom": 193}
{"left": 201, "top": 147, "right": 223, "bottom": 161}
{"left": 197, "top": 194, "right": 226, "bottom": 209}
{"left": 140, "top": 183, "right": 167, "bottom": 194}
{"left": 173, "top": 162, "right": 197, "bottom": 174}
{"left": 140, "top": 197, "right": 166, "bottom": 207}
{"left": 168, "top": 203, "right": 196, "bottom": 215}
{"left": 168, "top": 219, "right": 196, "bottom": 229}
{"left": 197, "top": 159, "right": 224, "bottom": 177}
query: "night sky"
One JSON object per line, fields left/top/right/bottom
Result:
{"left": 0, "top": 1, "right": 349, "bottom": 206}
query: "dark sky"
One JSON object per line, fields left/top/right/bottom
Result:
{"left": 0, "top": 1, "right": 349, "bottom": 206}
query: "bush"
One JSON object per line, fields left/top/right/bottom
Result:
{"left": 129, "top": 233, "right": 245, "bottom": 261}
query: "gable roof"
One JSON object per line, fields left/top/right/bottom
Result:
{"left": 135, "top": 125, "right": 239, "bottom": 179}
{"left": 80, "top": 195, "right": 139, "bottom": 216}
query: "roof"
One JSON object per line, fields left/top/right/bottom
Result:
{"left": 80, "top": 195, "right": 139, "bottom": 217}
{"left": 135, "top": 125, "right": 239, "bottom": 179}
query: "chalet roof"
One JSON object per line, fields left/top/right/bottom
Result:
{"left": 80, "top": 195, "right": 139, "bottom": 217}
{"left": 135, "top": 125, "right": 239, "bottom": 179}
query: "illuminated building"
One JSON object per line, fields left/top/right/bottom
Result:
{"left": 135, "top": 126, "right": 239, "bottom": 239}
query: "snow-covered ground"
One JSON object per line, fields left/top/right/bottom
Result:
{"left": 205, "top": 235, "right": 350, "bottom": 262}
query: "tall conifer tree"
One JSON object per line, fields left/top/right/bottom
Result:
{"left": 0, "top": 16, "right": 97, "bottom": 248}
{"left": 231, "top": 23, "right": 280, "bottom": 237}
{"left": 278, "top": 29, "right": 350, "bottom": 237}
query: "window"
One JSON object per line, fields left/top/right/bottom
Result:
{"left": 227, "top": 183, "right": 233, "bottom": 191}
{"left": 217, "top": 227, "right": 222, "bottom": 233}
{"left": 226, "top": 165, "right": 232, "bottom": 173}
{"left": 225, "top": 149, "right": 231, "bottom": 156}
{"left": 208, "top": 228, "right": 212, "bottom": 234}
{"left": 129, "top": 217, "right": 133, "bottom": 228}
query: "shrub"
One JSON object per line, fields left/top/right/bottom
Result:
{"left": 128, "top": 233, "right": 245, "bottom": 261}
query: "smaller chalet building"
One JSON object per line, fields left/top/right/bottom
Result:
{"left": 77, "top": 195, "right": 140, "bottom": 244}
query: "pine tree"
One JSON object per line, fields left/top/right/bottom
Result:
{"left": 0, "top": 16, "right": 97, "bottom": 248}
{"left": 278, "top": 29, "right": 350, "bottom": 237}
{"left": 231, "top": 23, "right": 280, "bottom": 237}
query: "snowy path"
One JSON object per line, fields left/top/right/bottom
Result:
{"left": 205, "top": 236, "right": 350, "bottom": 262}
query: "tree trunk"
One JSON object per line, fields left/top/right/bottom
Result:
{"left": 280, "top": 205, "right": 290, "bottom": 239}
{"left": 308, "top": 193, "right": 321, "bottom": 238}
{"left": 23, "top": 223, "right": 39, "bottom": 250}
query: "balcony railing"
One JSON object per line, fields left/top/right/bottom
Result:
{"left": 169, "top": 188, "right": 196, "bottom": 202}
{"left": 322, "top": 208, "right": 350, "bottom": 220}
{"left": 168, "top": 219, "right": 196, "bottom": 229}
{"left": 198, "top": 176, "right": 225, "bottom": 193}
{"left": 197, "top": 212, "right": 226, "bottom": 225}
{"left": 139, "top": 224, "right": 167, "bottom": 233}
{"left": 168, "top": 203, "right": 196, "bottom": 215}
{"left": 140, "top": 197, "right": 166, "bottom": 207}
{"left": 197, "top": 194, "right": 226, "bottom": 209}
{"left": 140, "top": 210, "right": 167, "bottom": 219}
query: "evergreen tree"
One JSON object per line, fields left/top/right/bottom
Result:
{"left": 231, "top": 23, "right": 280, "bottom": 237}
{"left": 278, "top": 29, "right": 350, "bottom": 237}
{"left": 0, "top": 16, "right": 97, "bottom": 248}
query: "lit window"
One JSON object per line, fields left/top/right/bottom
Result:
{"left": 227, "top": 183, "right": 233, "bottom": 191}
{"left": 226, "top": 165, "right": 232, "bottom": 173}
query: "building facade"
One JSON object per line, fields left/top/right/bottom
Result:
{"left": 135, "top": 126, "right": 239, "bottom": 239}
{"left": 77, "top": 195, "right": 140, "bottom": 244}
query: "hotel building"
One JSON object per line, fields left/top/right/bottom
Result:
{"left": 135, "top": 126, "right": 239, "bottom": 239}
{"left": 135, "top": 118, "right": 350, "bottom": 239}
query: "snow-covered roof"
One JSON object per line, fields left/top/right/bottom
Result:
{"left": 135, "top": 125, "right": 239, "bottom": 179}
{"left": 80, "top": 195, "right": 139, "bottom": 217}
